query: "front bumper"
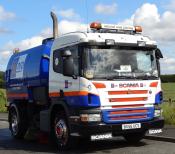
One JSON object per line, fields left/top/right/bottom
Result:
{"left": 70, "top": 117, "right": 164, "bottom": 137}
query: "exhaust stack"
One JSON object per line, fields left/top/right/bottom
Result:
{"left": 50, "top": 11, "right": 58, "bottom": 39}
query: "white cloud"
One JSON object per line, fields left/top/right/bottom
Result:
{"left": 119, "top": 3, "right": 175, "bottom": 42}
{"left": 58, "top": 20, "right": 87, "bottom": 34}
{"left": 133, "top": 3, "right": 160, "bottom": 27}
{"left": 121, "top": 2, "right": 175, "bottom": 74}
{"left": 95, "top": 3, "right": 117, "bottom": 15}
{"left": 2, "top": 2, "right": 175, "bottom": 74}
{"left": 40, "top": 20, "right": 88, "bottom": 37}
{"left": 39, "top": 27, "right": 52, "bottom": 38}
{"left": 0, "top": 35, "right": 44, "bottom": 70}
{"left": 0, "top": 5, "right": 15, "bottom": 21}
{"left": 0, "top": 49, "right": 13, "bottom": 70}
{"left": 58, "top": 9, "right": 80, "bottom": 20}
{"left": 1, "top": 51, "right": 11, "bottom": 56}
{"left": 0, "top": 5, "right": 15, "bottom": 35}
{"left": 0, "top": 20, "right": 88, "bottom": 70}
{"left": 1, "top": 20, "right": 87, "bottom": 53}
{"left": 161, "top": 56, "right": 175, "bottom": 74}
{"left": 2, "top": 36, "right": 43, "bottom": 54}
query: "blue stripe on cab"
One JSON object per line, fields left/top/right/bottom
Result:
{"left": 65, "top": 94, "right": 101, "bottom": 107}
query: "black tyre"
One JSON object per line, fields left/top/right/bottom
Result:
{"left": 52, "top": 112, "right": 76, "bottom": 150}
{"left": 124, "top": 131, "right": 145, "bottom": 144}
{"left": 9, "top": 105, "right": 28, "bottom": 139}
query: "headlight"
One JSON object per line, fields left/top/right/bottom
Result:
{"left": 80, "top": 114, "right": 101, "bottom": 122}
{"left": 154, "top": 109, "right": 161, "bottom": 117}
{"left": 154, "top": 105, "right": 163, "bottom": 117}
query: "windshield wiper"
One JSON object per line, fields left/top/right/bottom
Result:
{"left": 135, "top": 75, "right": 158, "bottom": 80}
{"left": 106, "top": 75, "right": 137, "bottom": 80}
{"left": 106, "top": 74, "right": 158, "bottom": 80}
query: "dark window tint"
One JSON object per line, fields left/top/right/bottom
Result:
{"left": 53, "top": 46, "right": 79, "bottom": 75}
{"left": 53, "top": 49, "right": 62, "bottom": 73}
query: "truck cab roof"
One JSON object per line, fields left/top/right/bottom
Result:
{"left": 52, "top": 31, "right": 157, "bottom": 50}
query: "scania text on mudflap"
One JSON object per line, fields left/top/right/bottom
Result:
{"left": 5, "top": 12, "right": 164, "bottom": 149}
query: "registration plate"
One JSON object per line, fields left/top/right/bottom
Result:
{"left": 122, "top": 123, "right": 141, "bottom": 130}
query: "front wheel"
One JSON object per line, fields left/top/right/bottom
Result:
{"left": 52, "top": 112, "right": 76, "bottom": 150}
{"left": 123, "top": 131, "right": 146, "bottom": 144}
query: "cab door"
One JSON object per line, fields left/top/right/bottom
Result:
{"left": 49, "top": 45, "right": 80, "bottom": 106}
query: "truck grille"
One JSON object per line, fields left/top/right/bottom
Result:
{"left": 108, "top": 90, "right": 148, "bottom": 103}
{"left": 102, "top": 107, "right": 154, "bottom": 124}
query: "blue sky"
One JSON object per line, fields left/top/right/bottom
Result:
{"left": 0, "top": 0, "right": 175, "bottom": 74}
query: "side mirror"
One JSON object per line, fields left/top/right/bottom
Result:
{"left": 63, "top": 57, "right": 74, "bottom": 76}
{"left": 155, "top": 48, "right": 163, "bottom": 59}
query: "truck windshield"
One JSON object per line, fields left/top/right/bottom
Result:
{"left": 82, "top": 47, "right": 158, "bottom": 79}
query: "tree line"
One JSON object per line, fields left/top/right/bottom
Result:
{"left": 0, "top": 71, "right": 175, "bottom": 89}
{"left": 0, "top": 71, "right": 5, "bottom": 89}
{"left": 161, "top": 74, "right": 175, "bottom": 83}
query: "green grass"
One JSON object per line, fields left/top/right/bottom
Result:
{"left": 0, "top": 89, "right": 7, "bottom": 112}
{"left": 161, "top": 83, "right": 175, "bottom": 125}
{"left": 162, "top": 83, "right": 175, "bottom": 101}
{"left": 162, "top": 103, "right": 175, "bottom": 125}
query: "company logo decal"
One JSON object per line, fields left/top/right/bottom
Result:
{"left": 119, "top": 83, "right": 145, "bottom": 88}
{"left": 65, "top": 80, "right": 72, "bottom": 88}
{"left": 111, "top": 83, "right": 146, "bottom": 88}
{"left": 11, "top": 54, "right": 27, "bottom": 79}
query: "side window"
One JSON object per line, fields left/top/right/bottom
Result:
{"left": 53, "top": 46, "right": 79, "bottom": 75}
{"left": 53, "top": 50, "right": 62, "bottom": 73}
{"left": 69, "top": 46, "right": 79, "bottom": 75}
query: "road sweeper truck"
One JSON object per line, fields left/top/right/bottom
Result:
{"left": 5, "top": 12, "right": 164, "bottom": 149}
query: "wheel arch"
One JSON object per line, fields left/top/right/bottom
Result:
{"left": 50, "top": 101, "right": 70, "bottom": 126}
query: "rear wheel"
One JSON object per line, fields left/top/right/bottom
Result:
{"left": 52, "top": 112, "right": 76, "bottom": 150}
{"left": 124, "top": 131, "right": 145, "bottom": 144}
{"left": 9, "top": 105, "right": 28, "bottom": 139}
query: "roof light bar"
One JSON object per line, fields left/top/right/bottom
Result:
{"left": 90, "top": 22, "right": 143, "bottom": 33}
{"left": 90, "top": 22, "right": 102, "bottom": 30}
{"left": 135, "top": 26, "right": 142, "bottom": 33}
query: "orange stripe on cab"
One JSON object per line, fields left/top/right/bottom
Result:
{"left": 49, "top": 92, "right": 60, "bottom": 97}
{"left": 64, "top": 91, "right": 88, "bottom": 96}
{"left": 92, "top": 82, "right": 106, "bottom": 88}
{"left": 49, "top": 91, "right": 90, "bottom": 97}
{"left": 150, "top": 82, "right": 158, "bottom": 87}
{"left": 7, "top": 93, "right": 28, "bottom": 98}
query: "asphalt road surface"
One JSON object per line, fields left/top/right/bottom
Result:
{"left": 0, "top": 121, "right": 175, "bottom": 154}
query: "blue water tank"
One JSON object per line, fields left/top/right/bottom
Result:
{"left": 6, "top": 38, "right": 53, "bottom": 88}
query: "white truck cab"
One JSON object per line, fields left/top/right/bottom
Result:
{"left": 48, "top": 22, "right": 164, "bottom": 147}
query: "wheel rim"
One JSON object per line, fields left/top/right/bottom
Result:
{"left": 54, "top": 119, "right": 68, "bottom": 146}
{"left": 11, "top": 113, "right": 18, "bottom": 135}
